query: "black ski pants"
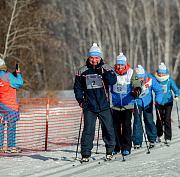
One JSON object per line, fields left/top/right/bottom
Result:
{"left": 112, "top": 109, "right": 133, "bottom": 153}
{"left": 156, "top": 101, "right": 173, "bottom": 140}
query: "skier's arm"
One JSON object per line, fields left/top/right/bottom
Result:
{"left": 101, "top": 64, "right": 117, "bottom": 85}
{"left": 130, "top": 70, "right": 142, "bottom": 97}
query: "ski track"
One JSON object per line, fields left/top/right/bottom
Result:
{"left": 0, "top": 105, "right": 180, "bottom": 177}
{"left": 0, "top": 133, "right": 179, "bottom": 177}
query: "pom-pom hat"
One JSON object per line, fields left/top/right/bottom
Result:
{"left": 0, "top": 58, "right": 5, "bottom": 66}
{"left": 135, "top": 65, "right": 145, "bottom": 78}
{"left": 116, "top": 53, "right": 127, "bottom": 65}
{"left": 88, "top": 43, "right": 102, "bottom": 58}
{"left": 158, "top": 62, "right": 166, "bottom": 73}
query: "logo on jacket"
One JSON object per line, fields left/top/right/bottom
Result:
{"left": 0, "top": 82, "right": 4, "bottom": 86}
{"left": 145, "top": 84, "right": 149, "bottom": 88}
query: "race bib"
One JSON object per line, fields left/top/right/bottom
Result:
{"left": 139, "top": 88, "right": 149, "bottom": 98}
{"left": 160, "top": 84, "right": 167, "bottom": 93}
{"left": 86, "top": 74, "right": 103, "bottom": 89}
{"left": 113, "top": 84, "right": 127, "bottom": 93}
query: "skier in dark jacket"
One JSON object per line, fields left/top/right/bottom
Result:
{"left": 74, "top": 43, "right": 117, "bottom": 162}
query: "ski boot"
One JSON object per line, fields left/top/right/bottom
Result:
{"left": 7, "top": 147, "right": 22, "bottom": 153}
{"left": 149, "top": 142, "right": 155, "bottom": 148}
{"left": 106, "top": 150, "right": 113, "bottom": 161}
{"left": 164, "top": 139, "right": 170, "bottom": 147}
{"left": 134, "top": 144, "right": 140, "bottom": 149}
{"left": 157, "top": 136, "right": 162, "bottom": 143}
{"left": 122, "top": 150, "right": 130, "bottom": 156}
{"left": 80, "top": 155, "right": 90, "bottom": 163}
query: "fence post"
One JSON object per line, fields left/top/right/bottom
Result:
{"left": 45, "top": 99, "right": 49, "bottom": 151}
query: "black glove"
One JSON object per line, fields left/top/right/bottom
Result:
{"left": 12, "top": 70, "right": 16, "bottom": 76}
{"left": 130, "top": 90, "right": 139, "bottom": 99}
{"left": 155, "top": 102, "right": 160, "bottom": 109}
{"left": 96, "top": 67, "right": 105, "bottom": 75}
{"left": 78, "top": 98, "right": 86, "bottom": 108}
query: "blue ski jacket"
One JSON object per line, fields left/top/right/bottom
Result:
{"left": 136, "top": 71, "right": 163, "bottom": 108}
{"left": 73, "top": 59, "right": 117, "bottom": 112}
{"left": 154, "top": 69, "right": 179, "bottom": 105}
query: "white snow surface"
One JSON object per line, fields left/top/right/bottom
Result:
{"left": 0, "top": 103, "right": 180, "bottom": 177}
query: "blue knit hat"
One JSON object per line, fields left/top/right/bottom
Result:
{"left": 88, "top": 43, "right": 102, "bottom": 58}
{"left": 0, "top": 58, "right": 5, "bottom": 66}
{"left": 158, "top": 62, "right": 166, "bottom": 73}
{"left": 116, "top": 53, "right": 127, "bottom": 65}
{"left": 135, "top": 65, "right": 145, "bottom": 78}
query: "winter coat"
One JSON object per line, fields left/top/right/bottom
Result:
{"left": 110, "top": 62, "right": 142, "bottom": 109}
{"left": 136, "top": 71, "right": 163, "bottom": 108}
{"left": 154, "top": 70, "right": 179, "bottom": 105}
{"left": 73, "top": 59, "right": 117, "bottom": 112}
{"left": 0, "top": 70, "right": 23, "bottom": 112}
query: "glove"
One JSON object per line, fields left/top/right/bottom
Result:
{"left": 130, "top": 90, "right": 139, "bottom": 99}
{"left": 12, "top": 70, "right": 16, "bottom": 76}
{"left": 96, "top": 67, "right": 105, "bottom": 75}
{"left": 174, "top": 95, "right": 179, "bottom": 102}
{"left": 78, "top": 98, "right": 86, "bottom": 108}
{"left": 155, "top": 102, "right": 160, "bottom": 109}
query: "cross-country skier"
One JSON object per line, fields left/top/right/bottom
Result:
{"left": 73, "top": 43, "right": 117, "bottom": 162}
{"left": 132, "top": 65, "right": 163, "bottom": 149}
{"left": 154, "top": 62, "right": 179, "bottom": 146}
{"left": 110, "top": 53, "right": 142, "bottom": 156}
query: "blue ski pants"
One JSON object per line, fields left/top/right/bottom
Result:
{"left": 0, "top": 107, "right": 19, "bottom": 147}
{"left": 132, "top": 102, "right": 157, "bottom": 146}
{"left": 81, "top": 109, "right": 116, "bottom": 156}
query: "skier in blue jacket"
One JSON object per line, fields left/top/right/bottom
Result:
{"left": 74, "top": 43, "right": 117, "bottom": 162}
{"left": 154, "top": 62, "right": 179, "bottom": 145}
{"left": 111, "top": 53, "right": 142, "bottom": 156}
{"left": 132, "top": 65, "right": 163, "bottom": 149}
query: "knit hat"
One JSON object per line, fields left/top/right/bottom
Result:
{"left": 88, "top": 43, "right": 102, "bottom": 58}
{"left": 0, "top": 58, "right": 5, "bottom": 66}
{"left": 158, "top": 62, "right": 166, "bottom": 73}
{"left": 116, "top": 53, "right": 127, "bottom": 65}
{"left": 135, "top": 65, "right": 145, "bottom": 78}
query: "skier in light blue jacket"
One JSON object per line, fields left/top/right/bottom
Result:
{"left": 132, "top": 65, "right": 163, "bottom": 149}
{"left": 154, "top": 62, "right": 179, "bottom": 145}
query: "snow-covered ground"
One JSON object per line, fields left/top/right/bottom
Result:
{"left": 0, "top": 102, "right": 180, "bottom": 177}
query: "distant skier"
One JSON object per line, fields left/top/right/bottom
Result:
{"left": 73, "top": 43, "right": 117, "bottom": 162}
{"left": 154, "top": 62, "right": 179, "bottom": 146}
{"left": 132, "top": 65, "right": 163, "bottom": 149}
{"left": 110, "top": 53, "right": 142, "bottom": 156}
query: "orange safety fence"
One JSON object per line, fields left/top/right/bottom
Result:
{"left": 0, "top": 97, "right": 102, "bottom": 157}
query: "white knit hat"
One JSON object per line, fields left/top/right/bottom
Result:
{"left": 0, "top": 58, "right": 5, "bottom": 66}
{"left": 135, "top": 65, "right": 145, "bottom": 78}
{"left": 88, "top": 43, "right": 102, "bottom": 58}
{"left": 116, "top": 53, "right": 127, "bottom": 65}
{"left": 158, "top": 62, "right": 166, "bottom": 73}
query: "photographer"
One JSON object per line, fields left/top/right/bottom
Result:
{"left": 0, "top": 58, "right": 23, "bottom": 153}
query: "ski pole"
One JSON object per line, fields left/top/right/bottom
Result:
{"left": 109, "top": 108, "right": 125, "bottom": 162}
{"left": 175, "top": 101, "right": 180, "bottom": 129}
{"left": 113, "top": 120, "right": 126, "bottom": 162}
{"left": 155, "top": 106, "right": 164, "bottom": 134}
{"left": 134, "top": 99, "right": 150, "bottom": 154}
{"left": 96, "top": 120, "right": 100, "bottom": 154}
{"left": 75, "top": 111, "right": 83, "bottom": 160}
